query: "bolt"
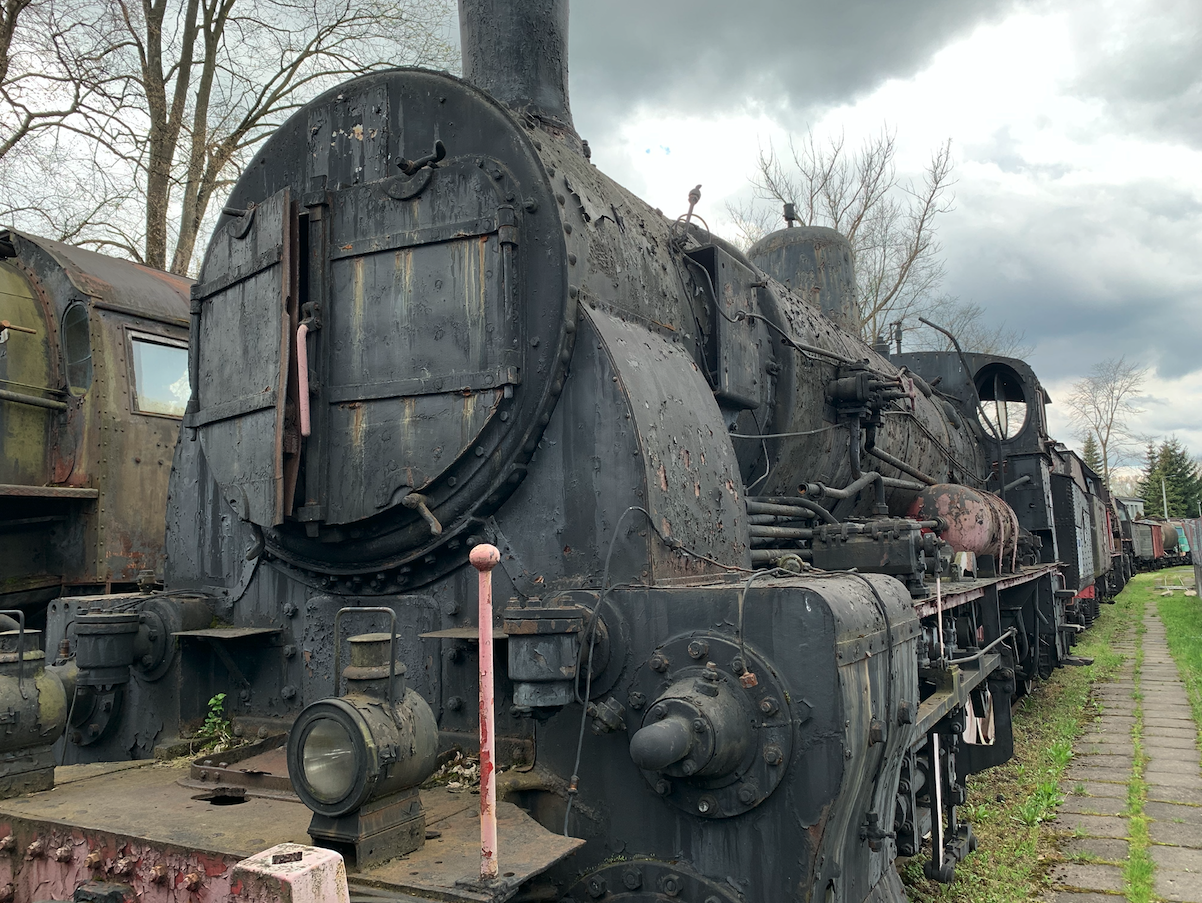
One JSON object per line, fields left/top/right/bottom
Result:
{"left": 651, "top": 703, "right": 667, "bottom": 720}
{"left": 113, "top": 856, "right": 135, "bottom": 875}
{"left": 0, "top": 835, "right": 13, "bottom": 852}
{"left": 448, "top": 696, "right": 464, "bottom": 712}
{"left": 759, "top": 696, "right": 780, "bottom": 716}
{"left": 622, "top": 867, "right": 643, "bottom": 890}
{"left": 140, "top": 654, "right": 154, "bottom": 668}
{"left": 702, "top": 663, "right": 719, "bottom": 681}
{"left": 283, "top": 644, "right": 297, "bottom": 658}
{"left": 586, "top": 877, "right": 606, "bottom": 898}
{"left": 85, "top": 851, "right": 103, "bottom": 868}
{"left": 54, "top": 844, "right": 72, "bottom": 862}
{"left": 654, "top": 779, "right": 672, "bottom": 796}
{"left": 283, "top": 602, "right": 297, "bottom": 618}
{"left": 281, "top": 685, "right": 297, "bottom": 701}
{"left": 239, "top": 689, "right": 250, "bottom": 702}
{"left": 151, "top": 863, "right": 170, "bottom": 884}
{"left": 627, "top": 691, "right": 645, "bottom": 710}
{"left": 764, "top": 745, "right": 783, "bottom": 766}
{"left": 681, "top": 761, "right": 696, "bottom": 775}
{"left": 738, "top": 784, "right": 757, "bottom": 804}
{"left": 731, "top": 656, "right": 747, "bottom": 675}
{"left": 706, "top": 898, "right": 723, "bottom": 903}
{"left": 661, "top": 872, "right": 683, "bottom": 896}
{"left": 25, "top": 839, "right": 44, "bottom": 859}
{"left": 687, "top": 639, "right": 709, "bottom": 659}
{"left": 0, "top": 884, "right": 12, "bottom": 903}
{"left": 184, "top": 871, "right": 202, "bottom": 891}
{"left": 649, "top": 652, "right": 669, "bottom": 673}
{"left": 693, "top": 718, "right": 707, "bottom": 733}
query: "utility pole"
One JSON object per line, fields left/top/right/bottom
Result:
{"left": 1162, "top": 477, "right": 1169, "bottom": 518}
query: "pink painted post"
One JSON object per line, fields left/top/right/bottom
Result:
{"left": 296, "top": 322, "right": 312, "bottom": 437}
{"left": 470, "top": 543, "right": 501, "bottom": 880}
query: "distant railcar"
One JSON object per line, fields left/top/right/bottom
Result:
{"left": 0, "top": 230, "right": 190, "bottom": 620}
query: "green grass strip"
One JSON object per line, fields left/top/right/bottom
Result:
{"left": 1124, "top": 585, "right": 1153, "bottom": 903}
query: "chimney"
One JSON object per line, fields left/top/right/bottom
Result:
{"left": 458, "top": 0, "right": 575, "bottom": 132}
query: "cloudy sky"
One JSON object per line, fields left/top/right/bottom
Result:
{"left": 549, "top": 0, "right": 1202, "bottom": 466}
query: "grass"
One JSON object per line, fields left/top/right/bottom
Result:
{"left": 1155, "top": 566, "right": 1202, "bottom": 743}
{"left": 901, "top": 584, "right": 1135, "bottom": 903}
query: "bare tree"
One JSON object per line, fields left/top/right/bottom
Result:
{"left": 902, "top": 297, "right": 1032, "bottom": 357}
{"left": 1, "top": 0, "right": 455, "bottom": 274}
{"left": 0, "top": 0, "right": 119, "bottom": 163}
{"left": 1065, "top": 356, "right": 1148, "bottom": 488}
{"left": 727, "top": 127, "right": 955, "bottom": 343}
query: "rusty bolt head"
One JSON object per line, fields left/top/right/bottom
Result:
{"left": 25, "top": 839, "right": 44, "bottom": 859}
{"left": 184, "top": 871, "right": 203, "bottom": 891}
{"left": 54, "top": 844, "right": 73, "bottom": 862}
{"left": 737, "top": 784, "right": 757, "bottom": 804}
{"left": 764, "top": 745, "right": 783, "bottom": 766}
{"left": 113, "top": 856, "right": 135, "bottom": 876}
{"left": 686, "top": 639, "right": 709, "bottom": 659}
{"left": 649, "top": 652, "right": 669, "bottom": 673}
{"left": 739, "top": 670, "right": 759, "bottom": 688}
{"left": 759, "top": 696, "right": 780, "bottom": 716}
{"left": 85, "top": 851, "right": 103, "bottom": 868}
{"left": 150, "top": 863, "right": 169, "bottom": 884}
{"left": 586, "top": 876, "right": 606, "bottom": 898}
{"left": 654, "top": 779, "right": 672, "bottom": 795}
{"left": 622, "top": 867, "right": 643, "bottom": 890}
{"left": 661, "top": 872, "right": 683, "bottom": 896}
{"left": 0, "top": 835, "right": 13, "bottom": 852}
{"left": 0, "top": 883, "right": 12, "bottom": 903}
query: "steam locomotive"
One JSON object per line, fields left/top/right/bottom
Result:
{"left": 0, "top": 2, "right": 1127, "bottom": 902}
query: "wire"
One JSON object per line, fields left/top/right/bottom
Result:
{"left": 730, "top": 424, "right": 840, "bottom": 439}
{"left": 744, "top": 409, "right": 772, "bottom": 493}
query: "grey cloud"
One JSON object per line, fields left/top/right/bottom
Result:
{"left": 564, "top": 0, "right": 1023, "bottom": 137}
{"left": 1069, "top": 0, "right": 1202, "bottom": 147}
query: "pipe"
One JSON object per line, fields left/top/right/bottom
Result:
{"left": 297, "top": 322, "right": 311, "bottom": 437}
{"left": 866, "top": 446, "right": 937, "bottom": 486}
{"left": 470, "top": 543, "right": 501, "bottom": 880}
{"left": 749, "top": 525, "right": 814, "bottom": 540}
{"left": 459, "top": 0, "right": 575, "bottom": 130}
{"left": 747, "top": 498, "right": 838, "bottom": 525}
{"left": 0, "top": 388, "right": 67, "bottom": 412}
{"left": 751, "top": 549, "right": 814, "bottom": 564}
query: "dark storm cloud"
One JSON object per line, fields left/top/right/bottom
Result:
{"left": 564, "top": 0, "right": 1022, "bottom": 135}
{"left": 941, "top": 176, "right": 1202, "bottom": 384}
{"left": 1069, "top": 0, "right": 1202, "bottom": 148}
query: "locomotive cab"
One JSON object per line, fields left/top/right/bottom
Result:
{"left": 0, "top": 231, "right": 190, "bottom": 616}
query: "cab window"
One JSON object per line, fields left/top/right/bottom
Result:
{"left": 62, "top": 302, "right": 93, "bottom": 394}
{"left": 130, "top": 335, "right": 189, "bottom": 417}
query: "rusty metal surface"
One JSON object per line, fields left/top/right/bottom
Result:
{"left": 6, "top": 230, "right": 190, "bottom": 327}
{"left": 0, "top": 483, "right": 98, "bottom": 499}
{"left": 0, "top": 763, "right": 580, "bottom": 902}
{"left": 912, "top": 563, "right": 1060, "bottom": 618}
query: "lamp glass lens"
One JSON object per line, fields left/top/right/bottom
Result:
{"left": 302, "top": 718, "right": 357, "bottom": 802}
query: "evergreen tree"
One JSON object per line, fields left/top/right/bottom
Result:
{"left": 1138, "top": 437, "right": 1202, "bottom": 517}
{"left": 1082, "top": 434, "right": 1103, "bottom": 477}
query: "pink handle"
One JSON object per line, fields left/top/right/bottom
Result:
{"left": 471, "top": 544, "right": 501, "bottom": 880}
{"left": 297, "top": 322, "right": 311, "bottom": 437}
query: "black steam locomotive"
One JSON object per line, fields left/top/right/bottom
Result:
{"left": 0, "top": 2, "right": 1124, "bottom": 902}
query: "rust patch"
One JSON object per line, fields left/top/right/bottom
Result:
{"left": 658, "top": 463, "right": 668, "bottom": 492}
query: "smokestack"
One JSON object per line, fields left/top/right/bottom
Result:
{"left": 458, "top": 0, "right": 575, "bottom": 132}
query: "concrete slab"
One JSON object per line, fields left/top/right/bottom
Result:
{"left": 1070, "top": 754, "right": 1133, "bottom": 769}
{"left": 1145, "top": 771, "right": 1202, "bottom": 790}
{"left": 1051, "top": 813, "right": 1129, "bottom": 839}
{"left": 1156, "top": 869, "right": 1202, "bottom": 902}
{"left": 1060, "top": 780, "right": 1128, "bottom": 799}
{"left": 1150, "top": 820, "right": 1202, "bottom": 847}
{"left": 1061, "top": 837, "right": 1129, "bottom": 862}
{"left": 1146, "top": 801, "right": 1202, "bottom": 824}
{"left": 1144, "top": 735, "right": 1199, "bottom": 750}
{"left": 1150, "top": 786, "right": 1202, "bottom": 807}
{"left": 1150, "top": 843, "right": 1202, "bottom": 871}
{"left": 1065, "top": 764, "right": 1132, "bottom": 783}
{"left": 1049, "top": 894, "right": 1124, "bottom": 903}
{"left": 1146, "top": 747, "right": 1201, "bottom": 765}
{"left": 1048, "top": 862, "right": 1125, "bottom": 893}
{"left": 1060, "top": 795, "right": 1127, "bottom": 817}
